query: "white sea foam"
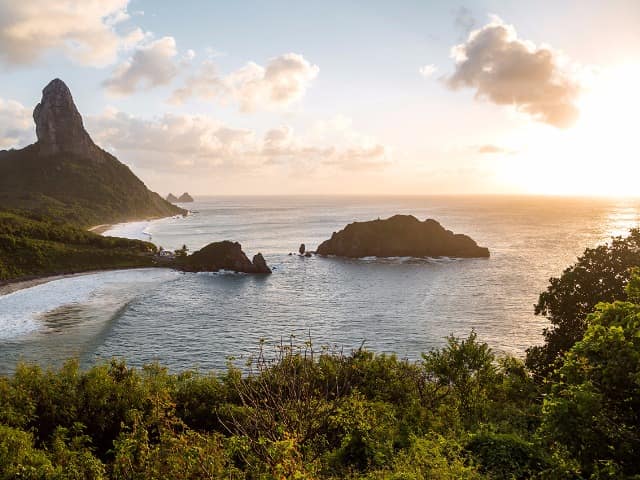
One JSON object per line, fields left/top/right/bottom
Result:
{"left": 102, "top": 221, "right": 153, "bottom": 241}
{"left": 0, "top": 269, "right": 178, "bottom": 340}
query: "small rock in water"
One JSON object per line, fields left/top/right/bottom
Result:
{"left": 252, "top": 253, "right": 272, "bottom": 274}
{"left": 299, "top": 243, "right": 306, "bottom": 255}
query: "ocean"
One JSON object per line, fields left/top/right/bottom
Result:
{"left": 1, "top": 195, "right": 639, "bottom": 374}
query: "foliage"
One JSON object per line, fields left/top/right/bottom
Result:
{"left": 539, "top": 298, "right": 640, "bottom": 477}
{"left": 0, "top": 145, "right": 184, "bottom": 227}
{"left": 465, "top": 432, "right": 549, "bottom": 479}
{"left": 527, "top": 229, "right": 640, "bottom": 378}
{"left": 0, "top": 211, "right": 157, "bottom": 281}
{"left": 0, "top": 333, "right": 550, "bottom": 479}
{"left": 421, "top": 331, "right": 499, "bottom": 428}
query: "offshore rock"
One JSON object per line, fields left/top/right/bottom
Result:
{"left": 178, "top": 192, "right": 194, "bottom": 202}
{"left": 179, "top": 241, "right": 272, "bottom": 274}
{"left": 166, "top": 193, "right": 179, "bottom": 203}
{"left": 316, "top": 215, "right": 490, "bottom": 258}
{"left": 252, "top": 253, "right": 272, "bottom": 274}
{"left": 33, "top": 79, "right": 98, "bottom": 157}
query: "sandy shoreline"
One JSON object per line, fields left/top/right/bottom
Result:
{"left": 88, "top": 224, "right": 113, "bottom": 235}
{"left": 0, "top": 271, "right": 109, "bottom": 297}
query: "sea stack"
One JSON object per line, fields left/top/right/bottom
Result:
{"left": 316, "top": 215, "right": 490, "bottom": 258}
{"left": 178, "top": 192, "right": 194, "bottom": 202}
{"left": 166, "top": 193, "right": 179, "bottom": 203}
{"left": 33, "top": 79, "right": 99, "bottom": 157}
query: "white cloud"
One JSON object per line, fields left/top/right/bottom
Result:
{"left": 474, "top": 144, "right": 515, "bottom": 155}
{"left": 103, "top": 36, "right": 178, "bottom": 95}
{"left": 419, "top": 64, "right": 438, "bottom": 78}
{"left": 446, "top": 16, "right": 580, "bottom": 128}
{"left": 0, "top": 98, "right": 33, "bottom": 149}
{"left": 89, "top": 108, "right": 252, "bottom": 169}
{"left": 171, "top": 53, "right": 319, "bottom": 112}
{"left": 0, "top": 0, "right": 140, "bottom": 66}
{"left": 88, "top": 109, "right": 389, "bottom": 172}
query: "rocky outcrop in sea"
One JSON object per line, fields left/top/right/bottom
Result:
{"left": 178, "top": 241, "right": 272, "bottom": 274}
{"left": 316, "top": 215, "right": 490, "bottom": 258}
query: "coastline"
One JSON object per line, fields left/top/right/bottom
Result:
{"left": 0, "top": 214, "right": 187, "bottom": 297}
{"left": 88, "top": 224, "right": 113, "bottom": 235}
{"left": 0, "top": 270, "right": 111, "bottom": 297}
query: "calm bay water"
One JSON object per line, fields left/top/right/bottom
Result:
{"left": 2, "top": 195, "right": 640, "bottom": 374}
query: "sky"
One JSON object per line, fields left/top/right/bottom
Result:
{"left": 0, "top": 0, "right": 639, "bottom": 196}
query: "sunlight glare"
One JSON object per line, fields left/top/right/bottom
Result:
{"left": 506, "top": 63, "right": 640, "bottom": 197}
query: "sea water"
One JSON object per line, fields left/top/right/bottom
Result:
{"left": 1, "top": 195, "right": 639, "bottom": 374}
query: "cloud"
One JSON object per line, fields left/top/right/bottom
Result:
{"left": 88, "top": 109, "right": 389, "bottom": 172}
{"left": 475, "top": 144, "right": 512, "bottom": 154}
{"left": 171, "top": 53, "right": 319, "bottom": 112}
{"left": 419, "top": 64, "right": 438, "bottom": 78}
{"left": 0, "top": 0, "right": 139, "bottom": 66}
{"left": 103, "top": 36, "right": 178, "bottom": 95}
{"left": 446, "top": 16, "right": 580, "bottom": 128}
{"left": 89, "top": 108, "right": 253, "bottom": 169}
{"left": 0, "top": 98, "right": 33, "bottom": 149}
{"left": 322, "top": 144, "right": 389, "bottom": 171}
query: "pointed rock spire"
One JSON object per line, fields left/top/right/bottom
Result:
{"left": 33, "top": 78, "right": 97, "bottom": 157}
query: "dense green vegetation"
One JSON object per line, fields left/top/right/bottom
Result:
{"left": 526, "top": 229, "right": 640, "bottom": 378}
{"left": 0, "top": 145, "right": 184, "bottom": 227}
{"left": 0, "top": 211, "right": 157, "bottom": 281}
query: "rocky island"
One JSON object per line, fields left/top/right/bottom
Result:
{"left": 177, "top": 241, "right": 271, "bottom": 274}
{"left": 316, "top": 215, "right": 490, "bottom": 258}
{"left": 166, "top": 192, "right": 194, "bottom": 203}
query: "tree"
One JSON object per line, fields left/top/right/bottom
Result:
{"left": 174, "top": 244, "right": 189, "bottom": 258}
{"left": 539, "top": 282, "right": 640, "bottom": 477}
{"left": 526, "top": 229, "right": 640, "bottom": 379}
{"left": 422, "top": 331, "right": 498, "bottom": 427}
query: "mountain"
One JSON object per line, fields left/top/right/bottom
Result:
{"left": 0, "top": 79, "right": 185, "bottom": 227}
{"left": 178, "top": 192, "right": 194, "bottom": 202}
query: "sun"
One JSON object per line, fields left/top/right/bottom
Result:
{"left": 503, "top": 63, "right": 640, "bottom": 197}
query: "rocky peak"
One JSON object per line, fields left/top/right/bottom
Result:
{"left": 33, "top": 78, "right": 97, "bottom": 157}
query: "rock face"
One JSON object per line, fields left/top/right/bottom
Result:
{"left": 180, "top": 241, "right": 271, "bottom": 274}
{"left": 252, "top": 253, "right": 271, "bottom": 273}
{"left": 166, "top": 193, "right": 179, "bottom": 203}
{"left": 33, "top": 79, "right": 98, "bottom": 157}
{"left": 316, "top": 215, "right": 490, "bottom": 258}
{"left": 178, "top": 192, "right": 194, "bottom": 202}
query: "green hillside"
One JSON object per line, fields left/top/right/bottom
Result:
{"left": 0, "top": 211, "right": 157, "bottom": 281}
{"left": 0, "top": 145, "right": 184, "bottom": 227}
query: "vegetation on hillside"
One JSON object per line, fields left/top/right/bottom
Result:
{"left": 0, "top": 211, "right": 157, "bottom": 281}
{"left": 0, "top": 145, "right": 184, "bottom": 227}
